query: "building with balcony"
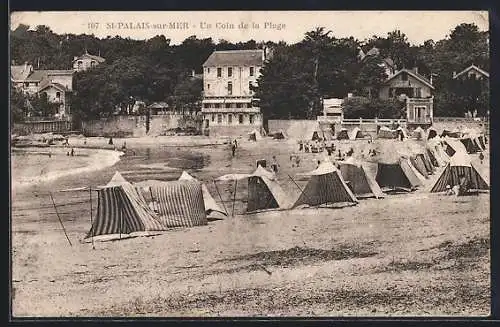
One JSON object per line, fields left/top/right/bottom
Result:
{"left": 379, "top": 68, "right": 435, "bottom": 125}
{"left": 201, "top": 49, "right": 269, "bottom": 136}
{"left": 73, "top": 50, "right": 106, "bottom": 72}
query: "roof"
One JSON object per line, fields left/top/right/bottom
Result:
{"left": 73, "top": 52, "right": 106, "bottom": 63}
{"left": 203, "top": 50, "right": 264, "bottom": 67}
{"left": 25, "top": 70, "right": 74, "bottom": 82}
{"left": 386, "top": 69, "right": 435, "bottom": 89}
{"left": 11, "top": 64, "right": 33, "bottom": 81}
{"left": 38, "top": 82, "right": 71, "bottom": 93}
{"left": 383, "top": 57, "right": 395, "bottom": 67}
{"left": 365, "top": 47, "right": 380, "bottom": 57}
{"left": 453, "top": 64, "right": 489, "bottom": 79}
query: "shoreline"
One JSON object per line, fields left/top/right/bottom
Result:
{"left": 11, "top": 147, "right": 124, "bottom": 190}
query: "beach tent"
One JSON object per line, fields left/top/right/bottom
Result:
{"left": 378, "top": 126, "right": 397, "bottom": 139}
{"left": 300, "top": 123, "right": 322, "bottom": 141}
{"left": 409, "top": 154, "right": 429, "bottom": 179}
{"left": 272, "top": 129, "right": 287, "bottom": 140}
{"left": 349, "top": 127, "right": 365, "bottom": 140}
{"left": 396, "top": 127, "right": 408, "bottom": 140}
{"left": 336, "top": 128, "right": 349, "bottom": 140}
{"left": 426, "top": 146, "right": 440, "bottom": 167}
{"left": 441, "top": 130, "right": 461, "bottom": 138}
{"left": 86, "top": 173, "right": 168, "bottom": 241}
{"left": 215, "top": 166, "right": 290, "bottom": 214}
{"left": 430, "top": 151, "right": 489, "bottom": 193}
{"left": 460, "top": 137, "right": 482, "bottom": 154}
{"left": 248, "top": 129, "right": 262, "bottom": 141}
{"left": 178, "top": 171, "right": 227, "bottom": 217}
{"left": 412, "top": 127, "right": 426, "bottom": 140}
{"left": 134, "top": 180, "right": 208, "bottom": 227}
{"left": 477, "top": 136, "right": 486, "bottom": 150}
{"left": 375, "top": 159, "right": 422, "bottom": 192}
{"left": 339, "top": 158, "right": 384, "bottom": 199}
{"left": 427, "top": 127, "right": 438, "bottom": 140}
{"left": 421, "top": 152, "right": 436, "bottom": 174}
{"left": 443, "top": 138, "right": 468, "bottom": 157}
{"left": 292, "top": 160, "right": 358, "bottom": 208}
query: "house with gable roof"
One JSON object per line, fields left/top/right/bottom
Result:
{"left": 379, "top": 67, "right": 434, "bottom": 125}
{"left": 73, "top": 50, "right": 106, "bottom": 72}
{"left": 453, "top": 64, "right": 489, "bottom": 81}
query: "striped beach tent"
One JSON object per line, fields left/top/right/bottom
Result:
{"left": 178, "top": 171, "right": 227, "bottom": 217}
{"left": 86, "top": 174, "right": 167, "bottom": 241}
{"left": 409, "top": 154, "right": 430, "bottom": 179}
{"left": 430, "top": 152, "right": 489, "bottom": 193}
{"left": 339, "top": 158, "right": 385, "bottom": 199}
{"left": 292, "top": 160, "right": 358, "bottom": 208}
{"left": 138, "top": 180, "right": 208, "bottom": 227}
{"left": 349, "top": 127, "right": 364, "bottom": 140}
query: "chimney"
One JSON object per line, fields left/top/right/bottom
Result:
{"left": 453, "top": 71, "right": 457, "bottom": 78}
{"left": 413, "top": 67, "right": 418, "bottom": 75}
{"left": 191, "top": 69, "right": 195, "bottom": 77}
{"left": 430, "top": 74, "right": 433, "bottom": 85}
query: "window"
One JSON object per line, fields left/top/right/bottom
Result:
{"left": 249, "top": 81, "right": 253, "bottom": 93}
{"left": 211, "top": 114, "right": 215, "bottom": 122}
{"left": 90, "top": 61, "right": 96, "bottom": 68}
{"left": 225, "top": 103, "right": 231, "bottom": 108}
{"left": 228, "top": 114, "right": 233, "bottom": 124}
{"left": 249, "top": 114, "right": 255, "bottom": 124}
{"left": 227, "top": 82, "right": 232, "bottom": 95}
{"left": 217, "top": 67, "right": 222, "bottom": 77}
{"left": 207, "top": 67, "right": 210, "bottom": 74}
{"left": 207, "top": 84, "right": 210, "bottom": 90}
{"left": 236, "top": 103, "right": 242, "bottom": 109}
{"left": 250, "top": 67, "right": 254, "bottom": 76}
{"left": 228, "top": 67, "right": 232, "bottom": 77}
{"left": 24, "top": 82, "right": 29, "bottom": 88}
{"left": 77, "top": 61, "right": 83, "bottom": 69}
{"left": 415, "top": 88, "right": 422, "bottom": 98}
{"left": 238, "top": 114, "right": 244, "bottom": 124}
{"left": 204, "top": 103, "right": 209, "bottom": 108}
{"left": 56, "top": 92, "right": 61, "bottom": 99}
{"left": 214, "top": 103, "right": 220, "bottom": 108}
{"left": 217, "top": 114, "right": 222, "bottom": 124}
{"left": 247, "top": 103, "right": 252, "bottom": 108}
{"left": 401, "top": 72, "right": 408, "bottom": 81}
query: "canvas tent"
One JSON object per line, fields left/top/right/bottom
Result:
{"left": 443, "top": 138, "right": 468, "bottom": 157}
{"left": 134, "top": 179, "right": 208, "bottom": 227}
{"left": 427, "top": 127, "right": 438, "bottom": 140}
{"left": 396, "top": 127, "right": 408, "bottom": 140}
{"left": 178, "top": 171, "right": 227, "bottom": 217}
{"left": 375, "top": 159, "right": 422, "bottom": 192}
{"left": 86, "top": 172, "right": 169, "bottom": 241}
{"left": 441, "top": 130, "right": 461, "bottom": 138}
{"left": 248, "top": 129, "right": 262, "bottom": 141}
{"left": 460, "top": 137, "right": 482, "bottom": 154}
{"left": 292, "top": 160, "right": 358, "bottom": 208}
{"left": 378, "top": 126, "right": 397, "bottom": 139}
{"left": 337, "top": 128, "right": 349, "bottom": 140}
{"left": 272, "top": 129, "right": 287, "bottom": 140}
{"left": 215, "top": 166, "right": 290, "bottom": 214}
{"left": 412, "top": 127, "right": 426, "bottom": 140}
{"left": 430, "top": 152, "right": 489, "bottom": 193}
{"left": 409, "top": 154, "right": 430, "bottom": 178}
{"left": 339, "top": 158, "right": 384, "bottom": 198}
{"left": 349, "top": 127, "right": 365, "bottom": 140}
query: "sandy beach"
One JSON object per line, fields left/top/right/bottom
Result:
{"left": 10, "top": 135, "right": 490, "bottom": 317}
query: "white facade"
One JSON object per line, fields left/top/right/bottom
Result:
{"left": 201, "top": 50, "right": 265, "bottom": 131}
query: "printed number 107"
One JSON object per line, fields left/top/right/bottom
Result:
{"left": 88, "top": 22, "right": 99, "bottom": 29}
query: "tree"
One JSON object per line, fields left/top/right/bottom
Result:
{"left": 355, "top": 56, "right": 388, "bottom": 98}
{"left": 10, "top": 86, "right": 27, "bottom": 124}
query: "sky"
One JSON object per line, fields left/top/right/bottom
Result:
{"left": 10, "top": 11, "right": 489, "bottom": 45}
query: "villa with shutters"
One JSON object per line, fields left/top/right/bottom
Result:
{"left": 201, "top": 49, "right": 272, "bottom": 136}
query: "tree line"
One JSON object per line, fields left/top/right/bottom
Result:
{"left": 10, "top": 23, "right": 489, "bottom": 124}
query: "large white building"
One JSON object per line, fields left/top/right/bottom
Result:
{"left": 201, "top": 49, "right": 269, "bottom": 136}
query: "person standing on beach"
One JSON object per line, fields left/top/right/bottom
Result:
{"left": 70, "top": 148, "right": 74, "bottom": 156}
{"left": 271, "top": 156, "right": 279, "bottom": 173}
{"left": 234, "top": 139, "right": 238, "bottom": 149}
{"left": 231, "top": 142, "right": 236, "bottom": 157}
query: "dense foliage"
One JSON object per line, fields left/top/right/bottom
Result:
{"left": 10, "top": 22, "right": 489, "bottom": 123}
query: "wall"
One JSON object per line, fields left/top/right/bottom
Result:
{"left": 81, "top": 114, "right": 201, "bottom": 137}
{"left": 12, "top": 120, "right": 73, "bottom": 135}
